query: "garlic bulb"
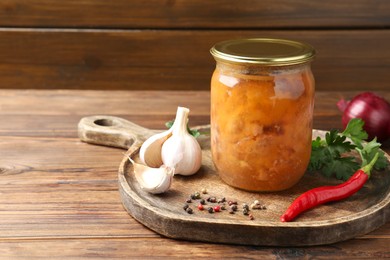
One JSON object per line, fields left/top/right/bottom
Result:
{"left": 139, "top": 106, "right": 202, "bottom": 176}
{"left": 128, "top": 156, "right": 174, "bottom": 194}
{"left": 161, "top": 107, "right": 202, "bottom": 176}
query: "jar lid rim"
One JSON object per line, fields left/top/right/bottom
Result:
{"left": 210, "top": 38, "right": 316, "bottom": 66}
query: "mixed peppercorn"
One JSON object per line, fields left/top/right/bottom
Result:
{"left": 182, "top": 189, "right": 267, "bottom": 220}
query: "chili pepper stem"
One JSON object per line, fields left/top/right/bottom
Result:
{"left": 361, "top": 152, "right": 379, "bottom": 178}
{"left": 280, "top": 152, "right": 380, "bottom": 223}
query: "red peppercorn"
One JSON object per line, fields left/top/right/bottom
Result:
{"left": 213, "top": 205, "right": 221, "bottom": 212}
{"left": 198, "top": 204, "right": 204, "bottom": 211}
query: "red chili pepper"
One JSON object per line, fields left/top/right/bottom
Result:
{"left": 280, "top": 153, "right": 379, "bottom": 222}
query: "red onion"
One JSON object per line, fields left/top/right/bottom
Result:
{"left": 337, "top": 92, "right": 390, "bottom": 142}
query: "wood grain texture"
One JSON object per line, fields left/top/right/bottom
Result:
{"left": 120, "top": 141, "right": 388, "bottom": 246}
{"left": 0, "top": 0, "right": 389, "bottom": 29}
{"left": 0, "top": 90, "right": 389, "bottom": 146}
{"left": 0, "top": 90, "right": 389, "bottom": 257}
{"left": 77, "top": 118, "right": 388, "bottom": 246}
{"left": 78, "top": 115, "right": 152, "bottom": 149}
{"left": 0, "top": 136, "right": 157, "bottom": 239}
{"left": 1, "top": 237, "right": 378, "bottom": 260}
{"left": 0, "top": 237, "right": 390, "bottom": 259}
{"left": 0, "top": 29, "right": 389, "bottom": 91}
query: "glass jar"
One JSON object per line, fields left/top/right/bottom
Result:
{"left": 210, "top": 38, "right": 315, "bottom": 191}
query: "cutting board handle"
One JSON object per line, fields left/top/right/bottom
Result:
{"left": 78, "top": 115, "right": 154, "bottom": 150}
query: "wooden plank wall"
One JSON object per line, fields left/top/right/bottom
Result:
{"left": 0, "top": 0, "right": 389, "bottom": 91}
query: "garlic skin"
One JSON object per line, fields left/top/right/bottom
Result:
{"left": 161, "top": 107, "right": 202, "bottom": 175}
{"left": 139, "top": 129, "right": 172, "bottom": 168}
{"left": 128, "top": 157, "right": 174, "bottom": 194}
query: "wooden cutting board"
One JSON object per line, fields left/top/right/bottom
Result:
{"left": 78, "top": 115, "right": 390, "bottom": 246}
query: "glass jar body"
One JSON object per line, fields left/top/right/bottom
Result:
{"left": 210, "top": 62, "right": 315, "bottom": 191}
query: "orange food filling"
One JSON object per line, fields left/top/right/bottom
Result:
{"left": 211, "top": 63, "right": 315, "bottom": 191}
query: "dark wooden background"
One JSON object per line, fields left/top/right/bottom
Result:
{"left": 0, "top": 0, "right": 389, "bottom": 91}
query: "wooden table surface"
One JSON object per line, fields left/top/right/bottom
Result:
{"left": 0, "top": 89, "right": 389, "bottom": 259}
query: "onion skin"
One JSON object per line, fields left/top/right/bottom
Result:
{"left": 337, "top": 92, "right": 390, "bottom": 143}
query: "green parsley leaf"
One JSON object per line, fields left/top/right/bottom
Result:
{"left": 321, "top": 157, "right": 359, "bottom": 181}
{"left": 165, "top": 120, "right": 174, "bottom": 129}
{"left": 308, "top": 137, "right": 328, "bottom": 171}
{"left": 374, "top": 150, "right": 388, "bottom": 170}
{"left": 165, "top": 119, "right": 201, "bottom": 138}
{"left": 188, "top": 128, "right": 201, "bottom": 138}
{"left": 308, "top": 129, "right": 357, "bottom": 179}
{"left": 356, "top": 137, "right": 387, "bottom": 170}
{"left": 325, "top": 129, "right": 356, "bottom": 156}
{"left": 311, "top": 136, "right": 324, "bottom": 149}
{"left": 341, "top": 118, "right": 368, "bottom": 148}
{"left": 309, "top": 118, "right": 388, "bottom": 180}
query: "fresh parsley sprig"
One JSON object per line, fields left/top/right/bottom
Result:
{"left": 165, "top": 120, "right": 201, "bottom": 138}
{"left": 308, "top": 118, "right": 388, "bottom": 180}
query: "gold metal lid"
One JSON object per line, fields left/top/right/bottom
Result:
{"left": 210, "top": 38, "right": 315, "bottom": 66}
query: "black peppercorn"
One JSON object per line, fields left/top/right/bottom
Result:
{"left": 186, "top": 207, "right": 193, "bottom": 214}
{"left": 186, "top": 198, "right": 192, "bottom": 203}
{"left": 228, "top": 200, "right": 237, "bottom": 206}
{"left": 218, "top": 197, "right": 226, "bottom": 203}
{"left": 200, "top": 199, "right": 206, "bottom": 205}
{"left": 183, "top": 204, "right": 189, "bottom": 211}
{"left": 208, "top": 207, "right": 214, "bottom": 213}
{"left": 194, "top": 192, "right": 201, "bottom": 199}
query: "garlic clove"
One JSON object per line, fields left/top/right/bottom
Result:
{"left": 139, "top": 129, "right": 172, "bottom": 168}
{"left": 161, "top": 107, "right": 202, "bottom": 176}
{"left": 128, "top": 157, "right": 174, "bottom": 194}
